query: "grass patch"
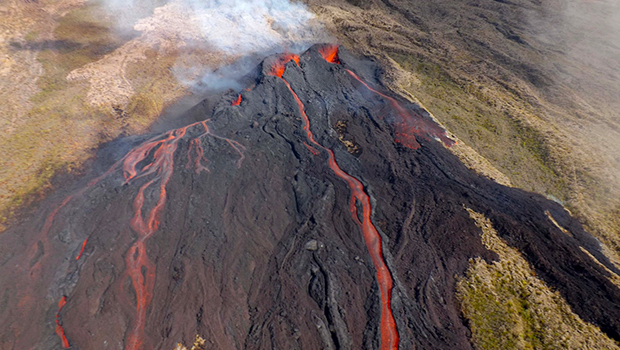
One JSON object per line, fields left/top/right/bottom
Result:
{"left": 0, "top": 1, "right": 137, "bottom": 230}
{"left": 458, "top": 209, "right": 619, "bottom": 350}
{"left": 390, "top": 52, "right": 567, "bottom": 198}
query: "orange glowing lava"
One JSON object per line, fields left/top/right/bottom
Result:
{"left": 269, "top": 60, "right": 399, "bottom": 350}
{"left": 318, "top": 45, "right": 453, "bottom": 150}
{"left": 117, "top": 128, "right": 184, "bottom": 350}
{"left": 318, "top": 44, "right": 341, "bottom": 64}
{"left": 76, "top": 238, "right": 88, "bottom": 260}
{"left": 232, "top": 94, "right": 242, "bottom": 106}
{"left": 269, "top": 53, "right": 300, "bottom": 77}
{"left": 17, "top": 155, "right": 130, "bottom": 349}
{"left": 55, "top": 296, "right": 70, "bottom": 348}
{"left": 346, "top": 70, "right": 454, "bottom": 149}
{"left": 117, "top": 119, "right": 245, "bottom": 350}
{"left": 25, "top": 118, "right": 245, "bottom": 350}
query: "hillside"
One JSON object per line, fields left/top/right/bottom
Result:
{"left": 1, "top": 1, "right": 619, "bottom": 349}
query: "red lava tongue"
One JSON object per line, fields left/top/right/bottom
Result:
{"left": 319, "top": 45, "right": 454, "bottom": 149}
{"left": 55, "top": 296, "right": 70, "bottom": 348}
{"left": 269, "top": 53, "right": 300, "bottom": 78}
{"left": 268, "top": 57, "right": 399, "bottom": 350}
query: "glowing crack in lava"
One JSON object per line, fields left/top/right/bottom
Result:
{"left": 27, "top": 119, "right": 244, "bottom": 350}
{"left": 267, "top": 52, "right": 399, "bottom": 349}
{"left": 55, "top": 296, "right": 69, "bottom": 348}
{"left": 232, "top": 94, "right": 242, "bottom": 106}
{"left": 119, "top": 120, "right": 245, "bottom": 350}
{"left": 75, "top": 238, "right": 88, "bottom": 260}
{"left": 319, "top": 45, "right": 454, "bottom": 150}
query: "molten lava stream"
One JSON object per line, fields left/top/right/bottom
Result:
{"left": 24, "top": 155, "right": 129, "bottom": 347}
{"left": 120, "top": 124, "right": 187, "bottom": 350}
{"left": 119, "top": 119, "right": 244, "bottom": 350}
{"left": 75, "top": 238, "right": 88, "bottom": 260}
{"left": 22, "top": 117, "right": 244, "bottom": 350}
{"left": 318, "top": 44, "right": 453, "bottom": 149}
{"left": 270, "top": 54, "right": 399, "bottom": 349}
{"left": 55, "top": 296, "right": 70, "bottom": 348}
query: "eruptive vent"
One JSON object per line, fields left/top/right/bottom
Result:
{"left": 1, "top": 44, "right": 620, "bottom": 350}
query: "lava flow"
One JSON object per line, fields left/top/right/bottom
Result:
{"left": 318, "top": 45, "right": 454, "bottom": 149}
{"left": 119, "top": 120, "right": 244, "bottom": 350}
{"left": 20, "top": 118, "right": 244, "bottom": 350}
{"left": 269, "top": 53, "right": 399, "bottom": 350}
{"left": 75, "top": 238, "right": 87, "bottom": 260}
{"left": 232, "top": 94, "right": 242, "bottom": 106}
{"left": 346, "top": 70, "right": 453, "bottom": 149}
{"left": 55, "top": 296, "right": 70, "bottom": 348}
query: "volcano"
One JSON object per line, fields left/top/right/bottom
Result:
{"left": 1, "top": 44, "right": 620, "bottom": 350}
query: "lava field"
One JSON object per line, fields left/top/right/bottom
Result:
{"left": 1, "top": 44, "right": 619, "bottom": 350}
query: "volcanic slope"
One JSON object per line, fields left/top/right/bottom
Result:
{"left": 1, "top": 45, "right": 620, "bottom": 350}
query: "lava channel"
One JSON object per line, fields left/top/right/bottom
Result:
{"left": 75, "top": 238, "right": 87, "bottom": 260}
{"left": 269, "top": 52, "right": 399, "bottom": 350}
{"left": 119, "top": 119, "right": 244, "bottom": 350}
{"left": 55, "top": 296, "right": 70, "bottom": 348}
{"left": 26, "top": 118, "right": 244, "bottom": 350}
{"left": 319, "top": 44, "right": 454, "bottom": 149}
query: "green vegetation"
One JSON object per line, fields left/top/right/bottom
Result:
{"left": 458, "top": 209, "right": 619, "bottom": 350}
{"left": 390, "top": 53, "right": 567, "bottom": 199}
{"left": 0, "top": 2, "right": 134, "bottom": 229}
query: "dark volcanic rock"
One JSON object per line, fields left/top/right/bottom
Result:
{"left": 1, "top": 45, "right": 620, "bottom": 350}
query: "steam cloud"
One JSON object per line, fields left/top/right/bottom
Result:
{"left": 184, "top": 0, "right": 328, "bottom": 91}
{"left": 103, "top": 0, "right": 329, "bottom": 92}
{"left": 187, "top": 0, "right": 318, "bottom": 55}
{"left": 527, "top": 0, "right": 620, "bottom": 198}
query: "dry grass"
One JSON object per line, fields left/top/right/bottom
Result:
{"left": 458, "top": 208, "right": 620, "bottom": 350}
{"left": 174, "top": 335, "right": 207, "bottom": 350}
{"left": 0, "top": 1, "right": 132, "bottom": 229}
{"left": 312, "top": 0, "right": 620, "bottom": 270}
{"left": 0, "top": 1, "right": 227, "bottom": 230}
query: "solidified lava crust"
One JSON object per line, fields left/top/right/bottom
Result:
{"left": 1, "top": 44, "right": 620, "bottom": 350}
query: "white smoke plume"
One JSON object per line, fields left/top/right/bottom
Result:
{"left": 185, "top": 0, "right": 320, "bottom": 55}
{"left": 103, "top": 0, "right": 329, "bottom": 92}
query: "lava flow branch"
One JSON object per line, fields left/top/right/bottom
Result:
{"left": 119, "top": 120, "right": 244, "bottom": 350}
{"left": 26, "top": 119, "right": 244, "bottom": 350}
{"left": 320, "top": 45, "right": 454, "bottom": 149}
{"left": 268, "top": 50, "right": 400, "bottom": 350}
{"left": 54, "top": 296, "right": 70, "bottom": 348}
